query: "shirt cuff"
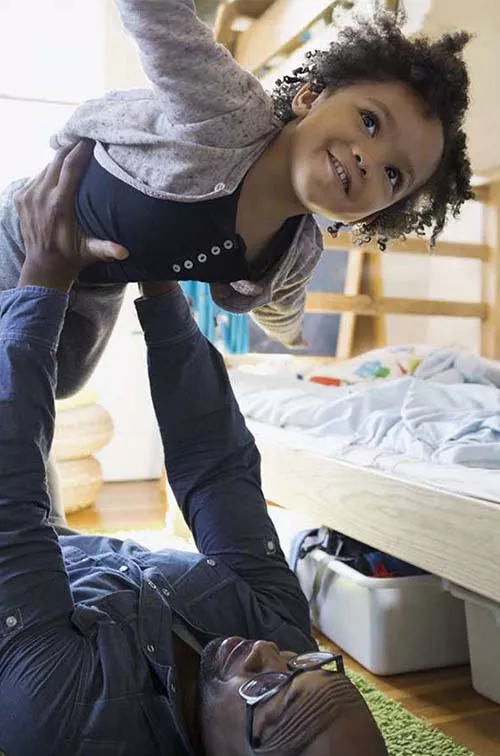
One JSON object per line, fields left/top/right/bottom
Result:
{"left": 135, "top": 286, "right": 198, "bottom": 344}
{"left": 0, "top": 287, "right": 69, "bottom": 349}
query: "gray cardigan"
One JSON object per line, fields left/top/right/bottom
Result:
{"left": 51, "top": 0, "right": 324, "bottom": 347}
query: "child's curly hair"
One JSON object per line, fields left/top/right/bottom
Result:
{"left": 271, "top": 13, "right": 473, "bottom": 249}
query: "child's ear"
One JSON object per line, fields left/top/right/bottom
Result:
{"left": 291, "top": 83, "right": 322, "bottom": 118}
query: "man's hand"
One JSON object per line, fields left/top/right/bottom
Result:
{"left": 16, "top": 141, "right": 128, "bottom": 293}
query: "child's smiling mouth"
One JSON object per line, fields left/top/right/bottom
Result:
{"left": 328, "top": 152, "right": 350, "bottom": 195}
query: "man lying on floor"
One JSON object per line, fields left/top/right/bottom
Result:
{"left": 0, "top": 143, "right": 388, "bottom": 756}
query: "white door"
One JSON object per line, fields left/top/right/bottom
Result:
{"left": 90, "top": 286, "right": 164, "bottom": 481}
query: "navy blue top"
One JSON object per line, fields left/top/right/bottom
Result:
{"left": 76, "top": 157, "right": 300, "bottom": 285}
{"left": 0, "top": 285, "right": 315, "bottom": 756}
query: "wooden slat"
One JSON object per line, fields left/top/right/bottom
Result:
{"left": 473, "top": 183, "right": 489, "bottom": 203}
{"left": 213, "top": 1, "right": 275, "bottom": 49}
{"left": 321, "top": 231, "right": 490, "bottom": 261}
{"left": 335, "top": 249, "right": 364, "bottom": 360}
{"left": 481, "top": 180, "right": 500, "bottom": 359}
{"left": 234, "top": 0, "right": 335, "bottom": 72}
{"left": 306, "top": 292, "right": 488, "bottom": 319}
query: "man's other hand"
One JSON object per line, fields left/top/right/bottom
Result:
{"left": 16, "top": 141, "right": 128, "bottom": 293}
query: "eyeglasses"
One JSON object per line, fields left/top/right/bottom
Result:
{"left": 238, "top": 650, "right": 345, "bottom": 750}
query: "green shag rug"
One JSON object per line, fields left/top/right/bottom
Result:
{"left": 349, "top": 670, "right": 474, "bottom": 756}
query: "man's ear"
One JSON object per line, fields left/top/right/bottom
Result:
{"left": 291, "top": 83, "right": 322, "bottom": 118}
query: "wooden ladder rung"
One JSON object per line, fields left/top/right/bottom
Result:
{"left": 306, "top": 293, "right": 488, "bottom": 319}
{"left": 322, "top": 232, "right": 489, "bottom": 261}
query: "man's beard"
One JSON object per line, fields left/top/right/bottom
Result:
{"left": 199, "top": 636, "right": 226, "bottom": 691}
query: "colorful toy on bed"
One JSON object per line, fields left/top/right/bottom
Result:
{"left": 307, "top": 345, "right": 436, "bottom": 387}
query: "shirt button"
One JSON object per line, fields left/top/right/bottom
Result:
{"left": 206, "top": 559, "right": 216, "bottom": 567}
{"left": 162, "top": 588, "right": 170, "bottom": 597}
{"left": 215, "top": 182, "right": 225, "bottom": 191}
{"left": 146, "top": 644, "right": 155, "bottom": 654}
{"left": 119, "top": 565, "right": 129, "bottom": 573}
{"left": 172, "top": 264, "right": 181, "bottom": 273}
{"left": 198, "top": 253, "right": 207, "bottom": 263}
{"left": 223, "top": 239, "right": 234, "bottom": 250}
{"left": 5, "top": 616, "right": 18, "bottom": 629}
{"left": 184, "top": 260, "right": 194, "bottom": 270}
{"left": 147, "top": 580, "right": 157, "bottom": 590}
{"left": 211, "top": 246, "right": 221, "bottom": 256}
{"left": 267, "top": 540, "right": 276, "bottom": 551}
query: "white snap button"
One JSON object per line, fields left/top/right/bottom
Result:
{"left": 162, "top": 588, "right": 170, "bottom": 597}
{"left": 223, "top": 240, "right": 234, "bottom": 250}
{"left": 267, "top": 540, "right": 275, "bottom": 551}
{"left": 172, "top": 264, "right": 181, "bottom": 273}
{"left": 146, "top": 644, "right": 155, "bottom": 654}
{"left": 119, "top": 565, "right": 129, "bottom": 573}
{"left": 198, "top": 254, "right": 207, "bottom": 263}
{"left": 206, "top": 559, "right": 216, "bottom": 567}
{"left": 184, "top": 260, "right": 194, "bottom": 270}
{"left": 215, "top": 182, "right": 225, "bottom": 192}
{"left": 211, "top": 246, "right": 221, "bottom": 256}
{"left": 148, "top": 580, "right": 157, "bottom": 590}
{"left": 6, "top": 616, "right": 18, "bottom": 629}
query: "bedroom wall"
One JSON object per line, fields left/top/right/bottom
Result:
{"left": 382, "top": 200, "right": 483, "bottom": 351}
{"left": 405, "top": 0, "right": 500, "bottom": 179}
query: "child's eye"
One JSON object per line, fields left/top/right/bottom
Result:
{"left": 361, "top": 111, "right": 378, "bottom": 137}
{"left": 386, "top": 165, "right": 401, "bottom": 189}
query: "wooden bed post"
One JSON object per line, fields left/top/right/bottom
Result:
{"left": 481, "top": 181, "right": 500, "bottom": 359}
{"left": 336, "top": 250, "right": 387, "bottom": 359}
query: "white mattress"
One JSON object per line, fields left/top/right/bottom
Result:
{"left": 229, "top": 351, "right": 500, "bottom": 505}
{"left": 247, "top": 419, "right": 500, "bottom": 505}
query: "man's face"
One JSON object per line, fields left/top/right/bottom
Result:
{"left": 287, "top": 80, "right": 444, "bottom": 224}
{"left": 199, "top": 637, "right": 388, "bottom": 755}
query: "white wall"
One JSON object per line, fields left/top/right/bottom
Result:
{"left": 404, "top": 0, "right": 500, "bottom": 178}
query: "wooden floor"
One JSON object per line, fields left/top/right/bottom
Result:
{"left": 69, "top": 481, "right": 500, "bottom": 756}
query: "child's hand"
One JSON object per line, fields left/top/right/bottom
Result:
{"left": 17, "top": 141, "right": 129, "bottom": 293}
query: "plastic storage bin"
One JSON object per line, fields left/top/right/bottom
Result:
{"left": 296, "top": 548, "right": 470, "bottom": 675}
{"left": 449, "top": 584, "right": 500, "bottom": 704}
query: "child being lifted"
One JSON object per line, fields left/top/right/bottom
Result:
{"left": 1, "top": 0, "right": 472, "bottom": 351}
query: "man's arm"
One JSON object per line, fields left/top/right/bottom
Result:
{"left": 136, "top": 284, "right": 311, "bottom": 632}
{"left": 115, "top": 0, "right": 271, "bottom": 126}
{"left": 0, "top": 143, "right": 129, "bottom": 644}
{"left": 0, "top": 287, "right": 75, "bottom": 639}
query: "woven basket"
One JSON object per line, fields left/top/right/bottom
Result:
{"left": 57, "top": 456, "right": 104, "bottom": 514}
{"left": 53, "top": 404, "right": 113, "bottom": 462}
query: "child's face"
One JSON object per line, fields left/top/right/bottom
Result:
{"left": 288, "top": 80, "right": 444, "bottom": 223}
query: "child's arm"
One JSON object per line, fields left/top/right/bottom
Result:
{"left": 115, "top": 0, "right": 271, "bottom": 125}
{"left": 251, "top": 285, "right": 310, "bottom": 349}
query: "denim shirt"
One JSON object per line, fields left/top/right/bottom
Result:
{"left": 50, "top": 0, "right": 325, "bottom": 347}
{"left": 0, "top": 286, "right": 315, "bottom": 756}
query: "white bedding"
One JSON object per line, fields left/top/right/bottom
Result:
{"left": 229, "top": 346, "right": 500, "bottom": 504}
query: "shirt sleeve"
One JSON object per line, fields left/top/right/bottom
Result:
{"left": 135, "top": 287, "right": 312, "bottom": 632}
{"left": 115, "top": 0, "right": 270, "bottom": 125}
{"left": 251, "top": 264, "right": 315, "bottom": 347}
{"left": 0, "top": 287, "right": 75, "bottom": 647}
